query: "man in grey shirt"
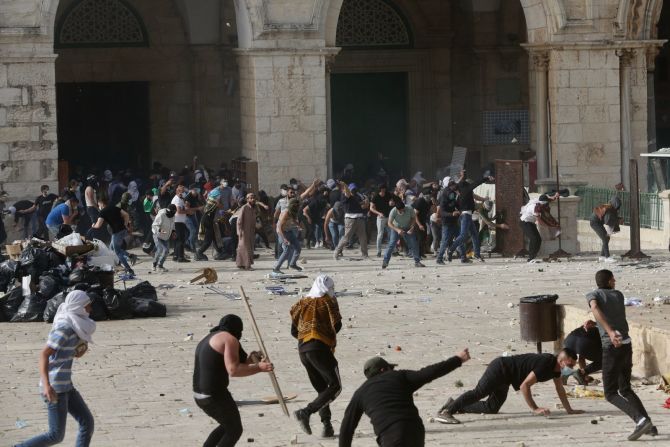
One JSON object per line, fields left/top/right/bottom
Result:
{"left": 586, "top": 270, "right": 657, "bottom": 440}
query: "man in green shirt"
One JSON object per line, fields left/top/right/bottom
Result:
{"left": 382, "top": 201, "right": 425, "bottom": 269}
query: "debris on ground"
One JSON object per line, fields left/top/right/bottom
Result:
{"left": 189, "top": 268, "right": 218, "bottom": 285}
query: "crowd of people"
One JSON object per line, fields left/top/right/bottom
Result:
{"left": 1, "top": 158, "right": 627, "bottom": 278}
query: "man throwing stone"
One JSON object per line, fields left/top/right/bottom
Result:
{"left": 291, "top": 275, "right": 342, "bottom": 438}
{"left": 193, "top": 315, "right": 273, "bottom": 447}
{"left": 436, "top": 349, "right": 583, "bottom": 424}
{"left": 339, "top": 348, "right": 470, "bottom": 447}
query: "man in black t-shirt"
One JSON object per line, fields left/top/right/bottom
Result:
{"left": 91, "top": 196, "right": 134, "bottom": 277}
{"left": 369, "top": 185, "right": 392, "bottom": 257}
{"left": 334, "top": 182, "right": 369, "bottom": 259}
{"left": 436, "top": 349, "right": 582, "bottom": 424}
{"left": 10, "top": 199, "right": 35, "bottom": 239}
{"left": 340, "top": 349, "right": 470, "bottom": 447}
{"left": 31, "top": 185, "right": 58, "bottom": 239}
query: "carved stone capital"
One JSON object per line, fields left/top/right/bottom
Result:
{"left": 616, "top": 48, "right": 636, "bottom": 67}
{"left": 646, "top": 46, "right": 661, "bottom": 72}
{"left": 530, "top": 51, "right": 550, "bottom": 71}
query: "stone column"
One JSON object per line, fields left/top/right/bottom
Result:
{"left": 531, "top": 50, "right": 550, "bottom": 179}
{"left": 0, "top": 54, "right": 59, "bottom": 198}
{"left": 646, "top": 47, "right": 660, "bottom": 156}
{"left": 617, "top": 49, "right": 635, "bottom": 190}
{"left": 236, "top": 48, "right": 339, "bottom": 194}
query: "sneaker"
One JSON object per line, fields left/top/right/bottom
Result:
{"left": 152, "top": 264, "right": 157, "bottom": 272}
{"left": 158, "top": 266, "right": 168, "bottom": 273}
{"left": 604, "top": 256, "right": 616, "bottom": 263}
{"left": 334, "top": 252, "right": 342, "bottom": 261}
{"left": 294, "top": 409, "right": 312, "bottom": 435}
{"left": 382, "top": 262, "right": 388, "bottom": 269}
{"left": 176, "top": 258, "right": 190, "bottom": 263}
{"left": 321, "top": 422, "right": 335, "bottom": 438}
{"left": 289, "top": 264, "right": 303, "bottom": 272}
{"left": 415, "top": 261, "right": 426, "bottom": 268}
{"left": 528, "top": 259, "right": 541, "bottom": 264}
{"left": 194, "top": 253, "right": 208, "bottom": 261}
{"left": 447, "top": 251, "right": 453, "bottom": 262}
{"left": 376, "top": 252, "right": 382, "bottom": 258}
{"left": 628, "top": 418, "right": 653, "bottom": 441}
{"left": 474, "top": 256, "right": 485, "bottom": 263}
{"left": 272, "top": 268, "right": 284, "bottom": 275}
{"left": 435, "top": 399, "right": 460, "bottom": 425}
{"left": 461, "top": 258, "right": 472, "bottom": 264}
{"left": 436, "top": 259, "right": 445, "bottom": 265}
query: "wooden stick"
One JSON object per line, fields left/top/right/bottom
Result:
{"left": 239, "top": 286, "right": 290, "bottom": 417}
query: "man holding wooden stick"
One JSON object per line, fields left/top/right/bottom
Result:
{"left": 192, "top": 314, "right": 273, "bottom": 447}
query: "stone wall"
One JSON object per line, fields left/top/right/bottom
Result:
{"left": 238, "top": 49, "right": 334, "bottom": 193}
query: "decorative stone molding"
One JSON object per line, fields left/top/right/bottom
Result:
{"left": 257, "top": 0, "right": 325, "bottom": 31}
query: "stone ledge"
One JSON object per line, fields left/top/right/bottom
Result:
{"left": 556, "top": 304, "right": 670, "bottom": 378}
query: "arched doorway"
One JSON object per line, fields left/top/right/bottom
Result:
{"left": 329, "top": 0, "right": 530, "bottom": 184}
{"left": 52, "top": 0, "right": 243, "bottom": 176}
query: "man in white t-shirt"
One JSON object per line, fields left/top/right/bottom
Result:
{"left": 171, "top": 184, "right": 189, "bottom": 262}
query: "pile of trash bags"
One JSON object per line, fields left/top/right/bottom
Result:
{"left": 0, "top": 242, "right": 166, "bottom": 323}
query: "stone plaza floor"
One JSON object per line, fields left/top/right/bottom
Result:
{"left": 2, "top": 247, "right": 670, "bottom": 446}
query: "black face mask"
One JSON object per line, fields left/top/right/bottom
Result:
{"left": 165, "top": 210, "right": 176, "bottom": 218}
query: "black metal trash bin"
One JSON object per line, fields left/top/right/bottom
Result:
{"left": 519, "top": 295, "right": 559, "bottom": 352}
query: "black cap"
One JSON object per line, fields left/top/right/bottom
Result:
{"left": 363, "top": 357, "right": 397, "bottom": 379}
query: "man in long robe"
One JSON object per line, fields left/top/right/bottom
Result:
{"left": 236, "top": 193, "right": 257, "bottom": 270}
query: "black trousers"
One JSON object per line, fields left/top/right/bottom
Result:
{"left": 197, "top": 216, "right": 220, "bottom": 256}
{"left": 377, "top": 420, "right": 425, "bottom": 447}
{"left": 195, "top": 392, "right": 243, "bottom": 447}
{"left": 521, "top": 221, "right": 541, "bottom": 260}
{"left": 602, "top": 344, "right": 650, "bottom": 423}
{"left": 448, "top": 358, "right": 509, "bottom": 414}
{"left": 174, "top": 222, "right": 187, "bottom": 259}
{"left": 590, "top": 217, "right": 610, "bottom": 257}
{"left": 565, "top": 334, "right": 602, "bottom": 375}
{"left": 299, "top": 349, "right": 342, "bottom": 423}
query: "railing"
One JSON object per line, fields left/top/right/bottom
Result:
{"left": 574, "top": 186, "right": 664, "bottom": 230}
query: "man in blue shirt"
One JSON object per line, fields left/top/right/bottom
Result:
{"left": 45, "top": 195, "right": 79, "bottom": 240}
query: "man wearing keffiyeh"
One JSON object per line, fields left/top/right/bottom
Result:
{"left": 290, "top": 275, "right": 343, "bottom": 438}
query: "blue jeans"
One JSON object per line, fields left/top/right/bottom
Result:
{"left": 437, "top": 223, "right": 460, "bottom": 262}
{"left": 185, "top": 215, "right": 198, "bottom": 251}
{"left": 311, "top": 222, "right": 323, "bottom": 243}
{"left": 17, "top": 388, "right": 94, "bottom": 447}
{"left": 274, "top": 228, "right": 301, "bottom": 270}
{"left": 328, "top": 221, "right": 344, "bottom": 249}
{"left": 153, "top": 236, "right": 168, "bottom": 267}
{"left": 111, "top": 230, "right": 132, "bottom": 272}
{"left": 449, "top": 213, "right": 481, "bottom": 259}
{"left": 383, "top": 230, "right": 420, "bottom": 264}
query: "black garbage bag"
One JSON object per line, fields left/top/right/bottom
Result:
{"left": 87, "top": 290, "right": 108, "bottom": 322}
{"left": 127, "top": 281, "right": 157, "bottom": 301}
{"left": 20, "top": 247, "right": 51, "bottom": 282}
{"left": 131, "top": 298, "right": 166, "bottom": 318}
{"left": 68, "top": 267, "right": 97, "bottom": 286}
{"left": 45, "top": 249, "right": 66, "bottom": 269}
{"left": 43, "top": 292, "right": 66, "bottom": 323}
{"left": 55, "top": 224, "right": 73, "bottom": 240}
{"left": 38, "top": 274, "right": 61, "bottom": 300}
{"left": 520, "top": 294, "right": 559, "bottom": 304}
{"left": 0, "top": 286, "right": 25, "bottom": 321}
{"left": 0, "top": 260, "right": 20, "bottom": 293}
{"left": 102, "top": 288, "right": 133, "bottom": 320}
{"left": 11, "top": 293, "right": 47, "bottom": 322}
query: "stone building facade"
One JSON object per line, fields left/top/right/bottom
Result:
{"left": 0, "top": 0, "right": 667, "bottom": 196}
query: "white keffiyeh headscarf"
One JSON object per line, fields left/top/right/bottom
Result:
{"left": 442, "top": 176, "right": 452, "bottom": 188}
{"left": 53, "top": 290, "right": 96, "bottom": 343}
{"left": 305, "top": 275, "right": 335, "bottom": 298}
